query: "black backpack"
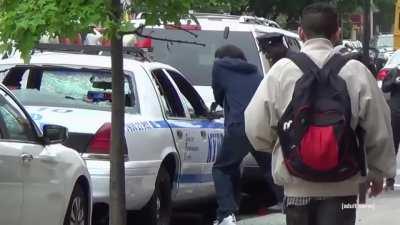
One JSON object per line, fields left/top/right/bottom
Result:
{"left": 277, "top": 53, "right": 365, "bottom": 182}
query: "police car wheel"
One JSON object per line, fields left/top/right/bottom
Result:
{"left": 141, "top": 166, "right": 172, "bottom": 225}
{"left": 64, "top": 184, "right": 88, "bottom": 225}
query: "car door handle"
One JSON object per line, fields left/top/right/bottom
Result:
{"left": 20, "top": 154, "right": 33, "bottom": 163}
{"left": 37, "top": 155, "right": 57, "bottom": 164}
{"left": 200, "top": 130, "right": 207, "bottom": 139}
{"left": 176, "top": 130, "right": 183, "bottom": 139}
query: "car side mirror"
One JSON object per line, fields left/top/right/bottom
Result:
{"left": 43, "top": 124, "right": 68, "bottom": 145}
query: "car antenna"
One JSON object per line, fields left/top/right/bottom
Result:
{"left": 121, "top": 24, "right": 206, "bottom": 47}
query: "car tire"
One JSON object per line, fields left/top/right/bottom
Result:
{"left": 139, "top": 166, "right": 172, "bottom": 225}
{"left": 63, "top": 184, "right": 88, "bottom": 225}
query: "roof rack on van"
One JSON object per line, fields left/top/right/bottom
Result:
{"left": 238, "top": 16, "right": 280, "bottom": 28}
{"left": 191, "top": 12, "right": 280, "bottom": 28}
{"left": 193, "top": 12, "right": 241, "bottom": 20}
{"left": 35, "top": 43, "right": 152, "bottom": 61}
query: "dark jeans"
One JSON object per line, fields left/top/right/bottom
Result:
{"left": 391, "top": 113, "right": 400, "bottom": 156}
{"left": 286, "top": 196, "right": 357, "bottom": 225}
{"left": 212, "top": 124, "right": 283, "bottom": 220}
{"left": 389, "top": 113, "right": 400, "bottom": 183}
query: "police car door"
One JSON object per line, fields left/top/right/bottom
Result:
{"left": 150, "top": 69, "right": 205, "bottom": 199}
{"left": 0, "top": 93, "right": 24, "bottom": 225}
{"left": 164, "top": 69, "right": 224, "bottom": 198}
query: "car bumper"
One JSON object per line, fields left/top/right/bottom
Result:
{"left": 84, "top": 158, "right": 160, "bottom": 210}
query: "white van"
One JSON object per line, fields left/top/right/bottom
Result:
{"left": 132, "top": 13, "right": 302, "bottom": 107}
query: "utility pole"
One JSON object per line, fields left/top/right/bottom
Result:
{"left": 370, "top": 0, "right": 374, "bottom": 39}
{"left": 359, "top": 0, "right": 371, "bottom": 205}
{"left": 110, "top": 0, "right": 127, "bottom": 224}
{"left": 362, "top": 0, "right": 371, "bottom": 65}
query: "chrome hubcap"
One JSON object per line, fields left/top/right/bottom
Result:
{"left": 70, "top": 196, "right": 85, "bottom": 225}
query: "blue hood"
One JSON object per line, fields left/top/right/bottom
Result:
{"left": 212, "top": 57, "right": 262, "bottom": 129}
{"left": 214, "top": 58, "right": 258, "bottom": 74}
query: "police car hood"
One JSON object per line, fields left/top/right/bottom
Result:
{"left": 25, "top": 106, "right": 111, "bottom": 134}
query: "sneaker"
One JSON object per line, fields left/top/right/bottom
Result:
{"left": 213, "top": 214, "right": 236, "bottom": 225}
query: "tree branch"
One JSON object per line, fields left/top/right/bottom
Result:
{"left": 120, "top": 24, "right": 206, "bottom": 47}
{"left": 163, "top": 24, "right": 198, "bottom": 38}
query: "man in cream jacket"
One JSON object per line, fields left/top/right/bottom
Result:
{"left": 245, "top": 3, "right": 396, "bottom": 225}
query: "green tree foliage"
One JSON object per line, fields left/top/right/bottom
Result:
{"left": 247, "top": 0, "right": 391, "bottom": 29}
{"left": 247, "top": 0, "right": 361, "bottom": 23}
{"left": 191, "top": 0, "right": 248, "bottom": 14}
{"left": 0, "top": 0, "right": 226, "bottom": 61}
{"left": 374, "top": 0, "right": 395, "bottom": 33}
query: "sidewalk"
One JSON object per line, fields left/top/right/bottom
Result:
{"left": 238, "top": 213, "right": 285, "bottom": 225}
{"left": 237, "top": 189, "right": 400, "bottom": 225}
{"left": 356, "top": 189, "right": 400, "bottom": 225}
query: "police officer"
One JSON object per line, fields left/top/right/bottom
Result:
{"left": 257, "top": 32, "right": 293, "bottom": 66}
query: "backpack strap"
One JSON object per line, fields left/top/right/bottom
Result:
{"left": 287, "top": 52, "right": 320, "bottom": 76}
{"left": 322, "top": 54, "right": 349, "bottom": 77}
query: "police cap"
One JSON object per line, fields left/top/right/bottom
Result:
{"left": 257, "top": 33, "right": 284, "bottom": 50}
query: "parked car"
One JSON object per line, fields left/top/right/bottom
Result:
{"left": 374, "top": 34, "right": 395, "bottom": 61}
{"left": 377, "top": 49, "right": 400, "bottom": 86}
{"left": 342, "top": 39, "right": 363, "bottom": 51}
{"left": 374, "top": 49, "right": 400, "bottom": 101}
{"left": 0, "top": 48, "right": 224, "bottom": 225}
{"left": 0, "top": 82, "right": 92, "bottom": 225}
{"left": 131, "top": 13, "right": 302, "bottom": 205}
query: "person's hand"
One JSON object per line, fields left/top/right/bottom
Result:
{"left": 368, "top": 178, "right": 384, "bottom": 198}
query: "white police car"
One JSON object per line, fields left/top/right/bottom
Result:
{"left": 0, "top": 46, "right": 224, "bottom": 225}
{"left": 0, "top": 82, "right": 92, "bottom": 225}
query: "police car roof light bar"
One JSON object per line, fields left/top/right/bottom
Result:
{"left": 35, "top": 43, "right": 152, "bottom": 61}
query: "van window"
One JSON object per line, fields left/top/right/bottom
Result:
{"left": 143, "top": 28, "right": 263, "bottom": 86}
{"left": 285, "top": 37, "right": 301, "bottom": 52}
{"left": 165, "top": 70, "right": 208, "bottom": 118}
{"left": 151, "top": 69, "right": 186, "bottom": 118}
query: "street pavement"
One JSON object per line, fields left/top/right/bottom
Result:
{"left": 161, "top": 157, "right": 400, "bottom": 225}
{"left": 236, "top": 188, "right": 400, "bottom": 225}
{"left": 235, "top": 154, "right": 400, "bottom": 225}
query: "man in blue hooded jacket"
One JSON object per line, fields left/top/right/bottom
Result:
{"left": 211, "top": 44, "right": 263, "bottom": 225}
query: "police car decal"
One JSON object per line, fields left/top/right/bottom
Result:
{"left": 207, "top": 133, "right": 223, "bottom": 163}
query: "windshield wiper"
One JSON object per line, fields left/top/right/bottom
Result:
{"left": 65, "top": 96, "right": 77, "bottom": 100}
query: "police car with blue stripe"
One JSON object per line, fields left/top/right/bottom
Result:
{"left": 0, "top": 44, "right": 224, "bottom": 225}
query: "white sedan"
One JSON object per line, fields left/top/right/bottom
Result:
{"left": 0, "top": 83, "right": 92, "bottom": 225}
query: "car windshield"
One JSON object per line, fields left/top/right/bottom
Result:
{"left": 377, "top": 35, "right": 393, "bottom": 49}
{"left": 143, "top": 28, "right": 262, "bottom": 86}
{"left": 0, "top": 67, "right": 137, "bottom": 112}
